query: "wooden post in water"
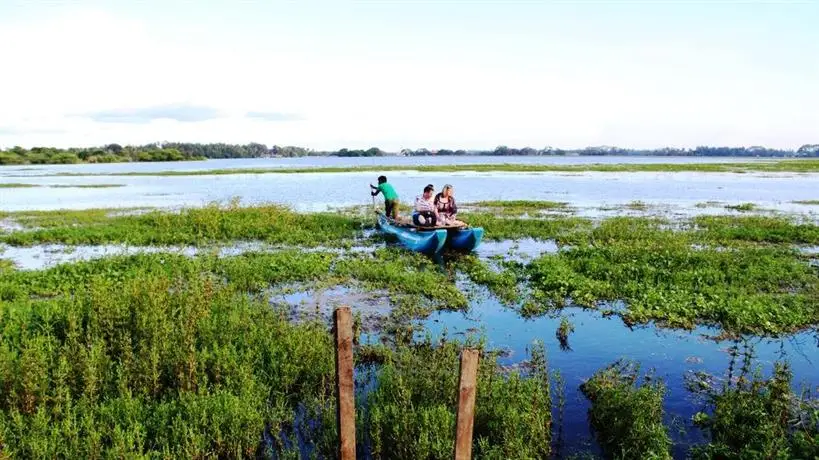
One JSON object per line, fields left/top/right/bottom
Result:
{"left": 454, "top": 348, "right": 479, "bottom": 460}
{"left": 334, "top": 306, "right": 356, "bottom": 460}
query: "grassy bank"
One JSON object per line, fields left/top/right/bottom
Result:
{"left": 10, "top": 158, "right": 819, "bottom": 177}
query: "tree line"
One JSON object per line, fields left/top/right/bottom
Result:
{"left": 2, "top": 142, "right": 817, "bottom": 165}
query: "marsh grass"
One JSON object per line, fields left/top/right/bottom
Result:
{"left": 580, "top": 360, "right": 672, "bottom": 460}
{"left": 464, "top": 200, "right": 571, "bottom": 217}
{"left": 0, "top": 183, "right": 39, "bottom": 188}
{"left": 1, "top": 203, "right": 368, "bottom": 247}
{"left": 0, "top": 271, "right": 336, "bottom": 458}
{"left": 793, "top": 200, "right": 819, "bottom": 205}
{"left": 556, "top": 316, "right": 575, "bottom": 351}
{"left": 364, "top": 340, "right": 552, "bottom": 459}
{"left": 724, "top": 203, "right": 756, "bottom": 212}
{"left": 689, "top": 362, "right": 818, "bottom": 459}
{"left": 695, "top": 215, "right": 819, "bottom": 245}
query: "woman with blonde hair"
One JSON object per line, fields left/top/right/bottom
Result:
{"left": 434, "top": 184, "right": 458, "bottom": 225}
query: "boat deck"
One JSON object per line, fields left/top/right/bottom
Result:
{"left": 382, "top": 213, "right": 467, "bottom": 230}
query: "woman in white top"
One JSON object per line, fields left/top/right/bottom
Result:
{"left": 413, "top": 184, "right": 438, "bottom": 227}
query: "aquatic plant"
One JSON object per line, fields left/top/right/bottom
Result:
{"left": 364, "top": 339, "right": 552, "bottom": 459}
{"left": 464, "top": 200, "right": 570, "bottom": 217}
{"left": 525, "top": 239, "right": 819, "bottom": 334}
{"left": 0, "top": 272, "right": 336, "bottom": 457}
{"left": 556, "top": 316, "right": 575, "bottom": 351}
{"left": 695, "top": 215, "right": 819, "bottom": 245}
{"left": 689, "top": 362, "right": 818, "bottom": 459}
{"left": 580, "top": 360, "right": 672, "bottom": 460}
{"left": 1, "top": 203, "right": 368, "bottom": 247}
{"left": 724, "top": 202, "right": 756, "bottom": 212}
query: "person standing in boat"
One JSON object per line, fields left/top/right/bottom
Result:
{"left": 434, "top": 184, "right": 458, "bottom": 225}
{"left": 370, "top": 175, "right": 399, "bottom": 220}
{"left": 413, "top": 184, "right": 438, "bottom": 227}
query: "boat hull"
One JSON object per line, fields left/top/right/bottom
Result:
{"left": 447, "top": 227, "right": 484, "bottom": 251}
{"left": 377, "top": 213, "right": 447, "bottom": 253}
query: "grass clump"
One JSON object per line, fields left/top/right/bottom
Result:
{"left": 724, "top": 202, "right": 756, "bottom": 212}
{"left": 580, "top": 360, "right": 671, "bottom": 460}
{"left": 335, "top": 248, "right": 467, "bottom": 309}
{"left": 461, "top": 212, "right": 592, "bottom": 242}
{"left": 556, "top": 316, "right": 574, "bottom": 351}
{"left": 695, "top": 215, "right": 819, "bottom": 245}
{"left": 0, "top": 272, "right": 336, "bottom": 458}
{"left": 364, "top": 340, "right": 552, "bottom": 459}
{"left": 0, "top": 183, "right": 39, "bottom": 188}
{"left": 690, "top": 362, "right": 818, "bottom": 459}
{"left": 1, "top": 202, "right": 367, "bottom": 247}
{"left": 465, "top": 200, "right": 570, "bottom": 216}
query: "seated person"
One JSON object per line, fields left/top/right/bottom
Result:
{"left": 434, "top": 184, "right": 458, "bottom": 225}
{"left": 413, "top": 184, "right": 438, "bottom": 227}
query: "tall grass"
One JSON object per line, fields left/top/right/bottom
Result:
{"left": 580, "top": 360, "right": 672, "bottom": 459}
{"left": 364, "top": 340, "right": 552, "bottom": 459}
{"left": 0, "top": 273, "right": 335, "bottom": 457}
{"left": 690, "top": 362, "right": 818, "bottom": 459}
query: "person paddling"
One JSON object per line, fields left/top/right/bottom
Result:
{"left": 370, "top": 175, "right": 399, "bottom": 220}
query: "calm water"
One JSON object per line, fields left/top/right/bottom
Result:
{"left": 1, "top": 156, "right": 818, "bottom": 214}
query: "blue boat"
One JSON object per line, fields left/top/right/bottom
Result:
{"left": 447, "top": 227, "right": 484, "bottom": 251}
{"left": 376, "top": 212, "right": 447, "bottom": 254}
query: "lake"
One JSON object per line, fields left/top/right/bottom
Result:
{"left": 2, "top": 156, "right": 818, "bottom": 215}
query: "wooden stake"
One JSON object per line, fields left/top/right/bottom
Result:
{"left": 334, "top": 306, "right": 356, "bottom": 460}
{"left": 454, "top": 348, "right": 479, "bottom": 460}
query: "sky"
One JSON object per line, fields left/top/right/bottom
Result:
{"left": 0, "top": 0, "right": 817, "bottom": 151}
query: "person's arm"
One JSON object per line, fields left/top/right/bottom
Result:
{"left": 371, "top": 184, "right": 381, "bottom": 196}
{"left": 450, "top": 198, "right": 457, "bottom": 216}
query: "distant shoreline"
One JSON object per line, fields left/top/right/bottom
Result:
{"left": 2, "top": 142, "right": 818, "bottom": 166}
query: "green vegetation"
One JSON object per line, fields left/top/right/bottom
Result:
{"left": 580, "top": 360, "right": 671, "bottom": 460}
{"left": 24, "top": 158, "right": 819, "bottom": 176}
{"left": 0, "top": 183, "right": 125, "bottom": 189}
{"left": 365, "top": 340, "right": 552, "bottom": 459}
{"left": 0, "top": 203, "right": 367, "bottom": 247}
{"left": 695, "top": 215, "right": 819, "bottom": 245}
{"left": 793, "top": 200, "right": 819, "bottom": 205}
{"left": 556, "top": 316, "right": 574, "bottom": 351}
{"left": 0, "top": 144, "right": 205, "bottom": 165}
{"left": 0, "top": 183, "right": 39, "bottom": 188}
{"left": 49, "top": 184, "right": 125, "bottom": 189}
{"left": 525, "top": 233, "right": 819, "bottom": 334}
{"left": 0, "top": 269, "right": 336, "bottom": 457}
{"left": 461, "top": 213, "right": 592, "bottom": 242}
{"left": 724, "top": 202, "right": 756, "bottom": 212}
{"left": 690, "top": 362, "right": 818, "bottom": 459}
{"left": 464, "top": 200, "right": 570, "bottom": 216}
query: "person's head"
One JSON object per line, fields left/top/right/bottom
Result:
{"left": 442, "top": 184, "right": 454, "bottom": 198}
{"left": 423, "top": 184, "right": 434, "bottom": 199}
{"left": 377, "top": 175, "right": 387, "bottom": 184}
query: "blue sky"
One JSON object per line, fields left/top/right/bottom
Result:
{"left": 0, "top": 1, "right": 817, "bottom": 150}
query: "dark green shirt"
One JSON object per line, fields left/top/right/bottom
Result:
{"left": 378, "top": 183, "right": 398, "bottom": 201}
